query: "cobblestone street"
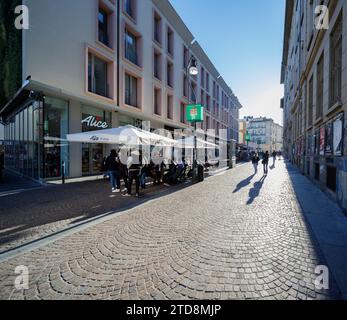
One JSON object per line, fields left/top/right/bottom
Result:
{"left": 0, "top": 161, "right": 345, "bottom": 300}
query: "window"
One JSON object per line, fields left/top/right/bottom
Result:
{"left": 206, "top": 73, "right": 209, "bottom": 91}
{"left": 125, "top": 73, "right": 138, "bottom": 107}
{"left": 183, "top": 74, "right": 188, "bottom": 97}
{"left": 167, "top": 61, "right": 174, "bottom": 88}
{"left": 308, "top": 76, "right": 313, "bottom": 126}
{"left": 154, "top": 51, "right": 161, "bottom": 80}
{"left": 167, "top": 95, "right": 173, "bottom": 120}
{"left": 201, "top": 90, "right": 205, "bottom": 106}
{"left": 201, "top": 67, "right": 205, "bottom": 88}
{"left": 167, "top": 27, "right": 174, "bottom": 56}
{"left": 183, "top": 46, "right": 189, "bottom": 69}
{"left": 124, "top": 0, "right": 135, "bottom": 19}
{"left": 88, "top": 53, "right": 109, "bottom": 98}
{"left": 190, "top": 81, "right": 197, "bottom": 103}
{"left": 206, "top": 95, "right": 210, "bottom": 111}
{"left": 329, "top": 14, "right": 342, "bottom": 107}
{"left": 44, "top": 97, "right": 69, "bottom": 179}
{"left": 98, "top": 8, "right": 109, "bottom": 47}
{"left": 206, "top": 115, "right": 210, "bottom": 129}
{"left": 153, "top": 88, "right": 161, "bottom": 116}
{"left": 154, "top": 12, "right": 162, "bottom": 44}
{"left": 316, "top": 52, "right": 324, "bottom": 119}
{"left": 125, "top": 29, "right": 138, "bottom": 65}
{"left": 180, "top": 103, "right": 186, "bottom": 124}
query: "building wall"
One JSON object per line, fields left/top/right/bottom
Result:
{"left": 3, "top": 0, "right": 242, "bottom": 179}
{"left": 281, "top": 0, "right": 347, "bottom": 211}
{"left": 22, "top": 0, "right": 241, "bottom": 134}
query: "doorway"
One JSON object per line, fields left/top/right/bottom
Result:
{"left": 82, "top": 143, "right": 104, "bottom": 175}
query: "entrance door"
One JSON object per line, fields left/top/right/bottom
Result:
{"left": 82, "top": 143, "right": 104, "bottom": 175}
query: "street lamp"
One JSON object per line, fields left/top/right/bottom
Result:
{"left": 186, "top": 56, "right": 199, "bottom": 182}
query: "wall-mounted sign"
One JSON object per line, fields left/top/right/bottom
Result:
{"left": 186, "top": 104, "right": 204, "bottom": 122}
{"left": 81, "top": 116, "right": 109, "bottom": 129}
{"left": 333, "top": 113, "right": 344, "bottom": 156}
{"left": 319, "top": 127, "right": 325, "bottom": 156}
{"left": 325, "top": 121, "right": 333, "bottom": 155}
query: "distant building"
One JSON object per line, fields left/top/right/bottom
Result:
{"left": 238, "top": 119, "right": 247, "bottom": 145}
{"left": 244, "top": 116, "right": 283, "bottom": 153}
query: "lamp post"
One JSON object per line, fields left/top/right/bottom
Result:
{"left": 186, "top": 56, "right": 199, "bottom": 182}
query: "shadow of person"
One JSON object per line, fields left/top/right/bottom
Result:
{"left": 233, "top": 174, "right": 255, "bottom": 193}
{"left": 247, "top": 175, "right": 267, "bottom": 205}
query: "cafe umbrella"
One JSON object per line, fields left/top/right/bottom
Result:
{"left": 66, "top": 125, "right": 177, "bottom": 146}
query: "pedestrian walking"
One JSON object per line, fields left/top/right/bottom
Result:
{"left": 262, "top": 151, "right": 269, "bottom": 175}
{"left": 105, "top": 149, "right": 120, "bottom": 193}
{"left": 272, "top": 150, "right": 277, "bottom": 166}
{"left": 251, "top": 153, "right": 260, "bottom": 174}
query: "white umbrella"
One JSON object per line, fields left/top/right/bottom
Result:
{"left": 66, "top": 125, "right": 177, "bottom": 146}
{"left": 176, "top": 136, "right": 218, "bottom": 149}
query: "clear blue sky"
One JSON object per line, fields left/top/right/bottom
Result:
{"left": 170, "top": 0, "right": 285, "bottom": 125}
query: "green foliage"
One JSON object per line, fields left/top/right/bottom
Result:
{"left": 0, "top": 0, "right": 22, "bottom": 110}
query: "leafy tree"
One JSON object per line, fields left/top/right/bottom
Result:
{"left": 0, "top": 0, "right": 22, "bottom": 110}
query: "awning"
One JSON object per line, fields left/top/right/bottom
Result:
{"left": 176, "top": 136, "right": 218, "bottom": 149}
{"left": 66, "top": 125, "right": 177, "bottom": 146}
{"left": 0, "top": 80, "right": 31, "bottom": 120}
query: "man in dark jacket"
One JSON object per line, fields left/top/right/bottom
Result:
{"left": 105, "top": 149, "right": 120, "bottom": 192}
{"left": 251, "top": 153, "right": 260, "bottom": 174}
{"left": 262, "top": 151, "right": 270, "bottom": 175}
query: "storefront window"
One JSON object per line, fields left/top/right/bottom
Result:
{"left": 81, "top": 105, "right": 111, "bottom": 176}
{"left": 44, "top": 97, "right": 69, "bottom": 179}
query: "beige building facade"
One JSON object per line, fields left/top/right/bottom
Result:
{"left": 0, "top": 0, "right": 241, "bottom": 181}
{"left": 281, "top": 0, "right": 347, "bottom": 211}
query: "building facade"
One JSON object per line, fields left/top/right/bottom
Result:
{"left": 238, "top": 119, "right": 247, "bottom": 145}
{"left": 281, "top": 0, "right": 347, "bottom": 211}
{"left": 244, "top": 116, "right": 283, "bottom": 153}
{"left": 0, "top": 0, "right": 241, "bottom": 181}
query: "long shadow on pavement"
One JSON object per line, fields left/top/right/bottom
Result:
{"left": 0, "top": 178, "right": 193, "bottom": 252}
{"left": 246, "top": 175, "right": 267, "bottom": 205}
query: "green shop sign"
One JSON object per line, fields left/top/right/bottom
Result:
{"left": 186, "top": 104, "right": 204, "bottom": 122}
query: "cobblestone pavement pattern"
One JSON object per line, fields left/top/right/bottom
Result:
{"left": 0, "top": 161, "right": 342, "bottom": 300}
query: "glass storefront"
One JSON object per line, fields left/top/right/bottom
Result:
{"left": 4, "top": 95, "right": 69, "bottom": 180}
{"left": 81, "top": 105, "right": 111, "bottom": 176}
{"left": 4, "top": 100, "right": 44, "bottom": 180}
{"left": 44, "top": 97, "right": 69, "bottom": 179}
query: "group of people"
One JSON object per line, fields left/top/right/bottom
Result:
{"left": 104, "top": 149, "right": 189, "bottom": 197}
{"left": 251, "top": 150, "right": 279, "bottom": 175}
